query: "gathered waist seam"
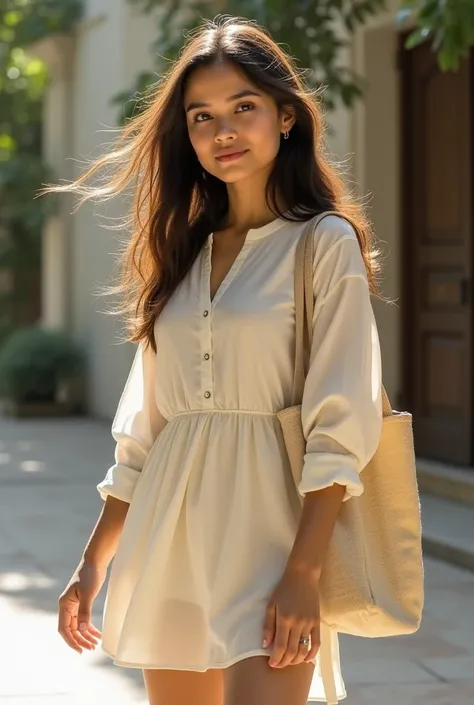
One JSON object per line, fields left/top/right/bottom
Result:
{"left": 169, "top": 408, "right": 277, "bottom": 420}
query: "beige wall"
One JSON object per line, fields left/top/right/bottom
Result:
{"left": 324, "top": 8, "right": 402, "bottom": 404}
{"left": 41, "top": 0, "right": 162, "bottom": 418}
{"left": 72, "top": 1, "right": 165, "bottom": 418}
{"left": 40, "top": 36, "right": 75, "bottom": 331}
{"left": 352, "top": 8, "right": 402, "bottom": 404}
{"left": 71, "top": 3, "right": 129, "bottom": 419}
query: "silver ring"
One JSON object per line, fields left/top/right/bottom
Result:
{"left": 299, "top": 636, "right": 310, "bottom": 647}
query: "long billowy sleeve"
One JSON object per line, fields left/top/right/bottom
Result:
{"left": 97, "top": 342, "right": 167, "bottom": 503}
{"left": 298, "top": 218, "right": 383, "bottom": 502}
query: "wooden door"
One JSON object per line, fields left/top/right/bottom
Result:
{"left": 401, "top": 43, "right": 473, "bottom": 464}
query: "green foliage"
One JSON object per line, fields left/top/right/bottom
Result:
{"left": 117, "top": 0, "right": 388, "bottom": 120}
{"left": 0, "top": 0, "right": 83, "bottom": 46}
{"left": 0, "top": 320, "right": 15, "bottom": 349}
{"left": 0, "top": 152, "right": 56, "bottom": 231}
{"left": 0, "top": 2, "right": 82, "bottom": 216}
{"left": 0, "top": 326, "right": 85, "bottom": 402}
{"left": 0, "top": 1, "right": 82, "bottom": 330}
{"left": 397, "top": 0, "right": 474, "bottom": 71}
{"left": 119, "top": 0, "right": 474, "bottom": 122}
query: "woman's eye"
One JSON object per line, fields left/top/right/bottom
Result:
{"left": 236, "top": 103, "right": 254, "bottom": 113}
{"left": 194, "top": 112, "right": 211, "bottom": 123}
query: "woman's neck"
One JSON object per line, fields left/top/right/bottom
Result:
{"left": 224, "top": 169, "right": 282, "bottom": 235}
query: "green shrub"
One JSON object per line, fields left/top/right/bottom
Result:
{"left": 0, "top": 326, "right": 85, "bottom": 403}
{"left": 0, "top": 321, "right": 17, "bottom": 350}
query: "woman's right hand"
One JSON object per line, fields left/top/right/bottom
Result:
{"left": 58, "top": 561, "right": 107, "bottom": 653}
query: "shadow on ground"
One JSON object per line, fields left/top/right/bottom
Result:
{"left": 0, "top": 416, "right": 147, "bottom": 701}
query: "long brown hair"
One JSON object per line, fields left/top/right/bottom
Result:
{"left": 42, "top": 16, "right": 380, "bottom": 352}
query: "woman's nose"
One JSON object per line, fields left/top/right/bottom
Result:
{"left": 214, "top": 121, "right": 237, "bottom": 142}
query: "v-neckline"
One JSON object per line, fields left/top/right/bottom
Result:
{"left": 203, "top": 216, "right": 288, "bottom": 307}
{"left": 207, "top": 233, "right": 251, "bottom": 306}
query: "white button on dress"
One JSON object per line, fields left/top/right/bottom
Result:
{"left": 97, "top": 214, "right": 382, "bottom": 703}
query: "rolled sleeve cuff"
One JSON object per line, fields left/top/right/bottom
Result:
{"left": 97, "top": 463, "right": 140, "bottom": 504}
{"left": 298, "top": 452, "right": 364, "bottom": 502}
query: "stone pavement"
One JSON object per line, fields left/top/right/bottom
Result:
{"left": 0, "top": 416, "right": 473, "bottom": 705}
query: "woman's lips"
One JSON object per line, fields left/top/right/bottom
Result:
{"left": 215, "top": 150, "right": 248, "bottom": 163}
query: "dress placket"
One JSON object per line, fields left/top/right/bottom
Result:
{"left": 200, "top": 240, "right": 215, "bottom": 410}
{"left": 200, "top": 235, "right": 254, "bottom": 410}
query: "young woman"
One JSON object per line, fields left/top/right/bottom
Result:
{"left": 54, "top": 16, "right": 382, "bottom": 705}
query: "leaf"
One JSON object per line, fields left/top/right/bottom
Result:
{"left": 405, "top": 26, "right": 431, "bottom": 49}
{"left": 0, "top": 134, "right": 16, "bottom": 152}
{"left": 344, "top": 12, "right": 354, "bottom": 31}
{"left": 419, "top": 0, "right": 439, "bottom": 24}
{"left": 4, "top": 11, "right": 22, "bottom": 28}
{"left": 438, "top": 48, "right": 459, "bottom": 72}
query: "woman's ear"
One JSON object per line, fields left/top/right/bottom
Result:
{"left": 280, "top": 107, "right": 296, "bottom": 135}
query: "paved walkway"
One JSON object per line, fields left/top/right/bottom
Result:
{"left": 0, "top": 416, "right": 473, "bottom": 704}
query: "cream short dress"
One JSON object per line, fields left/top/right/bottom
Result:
{"left": 97, "top": 214, "right": 382, "bottom": 704}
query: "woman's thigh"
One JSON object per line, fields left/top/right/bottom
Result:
{"left": 143, "top": 668, "right": 224, "bottom": 705}
{"left": 224, "top": 656, "right": 314, "bottom": 705}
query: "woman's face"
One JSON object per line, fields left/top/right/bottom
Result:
{"left": 184, "top": 61, "right": 294, "bottom": 184}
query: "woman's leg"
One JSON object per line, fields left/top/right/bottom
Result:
{"left": 143, "top": 668, "right": 224, "bottom": 705}
{"left": 224, "top": 656, "right": 314, "bottom": 705}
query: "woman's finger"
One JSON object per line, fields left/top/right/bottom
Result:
{"left": 60, "top": 628, "right": 83, "bottom": 653}
{"left": 262, "top": 602, "right": 276, "bottom": 649}
{"left": 304, "top": 625, "right": 321, "bottom": 662}
{"left": 58, "top": 606, "right": 83, "bottom": 654}
{"left": 290, "top": 629, "right": 312, "bottom": 665}
{"left": 88, "top": 623, "right": 103, "bottom": 639}
{"left": 77, "top": 628, "right": 99, "bottom": 648}
{"left": 76, "top": 619, "right": 100, "bottom": 646}
{"left": 278, "top": 626, "right": 305, "bottom": 668}
{"left": 70, "top": 613, "right": 95, "bottom": 650}
{"left": 269, "top": 611, "right": 290, "bottom": 668}
{"left": 71, "top": 629, "right": 96, "bottom": 650}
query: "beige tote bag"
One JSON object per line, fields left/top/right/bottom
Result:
{"left": 277, "top": 212, "right": 424, "bottom": 638}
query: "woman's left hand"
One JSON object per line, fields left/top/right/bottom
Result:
{"left": 262, "top": 567, "right": 321, "bottom": 668}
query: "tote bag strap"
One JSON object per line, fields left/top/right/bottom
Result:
{"left": 292, "top": 211, "right": 393, "bottom": 418}
{"left": 292, "top": 211, "right": 340, "bottom": 405}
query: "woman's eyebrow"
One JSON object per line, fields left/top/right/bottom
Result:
{"left": 186, "top": 89, "right": 261, "bottom": 113}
